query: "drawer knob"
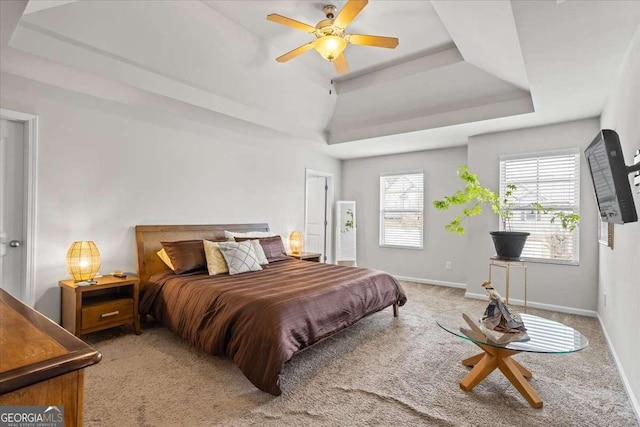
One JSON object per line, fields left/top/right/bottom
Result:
{"left": 100, "top": 311, "right": 120, "bottom": 318}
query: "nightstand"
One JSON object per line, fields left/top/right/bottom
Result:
{"left": 59, "top": 275, "right": 141, "bottom": 337}
{"left": 287, "top": 252, "right": 322, "bottom": 262}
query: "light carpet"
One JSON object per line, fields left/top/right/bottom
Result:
{"left": 83, "top": 282, "right": 638, "bottom": 426}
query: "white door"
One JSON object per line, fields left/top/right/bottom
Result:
{"left": 0, "top": 118, "right": 25, "bottom": 300}
{"left": 305, "top": 176, "right": 327, "bottom": 262}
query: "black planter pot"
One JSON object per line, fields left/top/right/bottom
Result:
{"left": 490, "top": 231, "right": 530, "bottom": 260}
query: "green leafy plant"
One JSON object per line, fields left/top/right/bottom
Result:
{"left": 342, "top": 208, "right": 355, "bottom": 233}
{"left": 433, "top": 166, "right": 506, "bottom": 233}
{"left": 433, "top": 165, "right": 580, "bottom": 234}
{"left": 532, "top": 203, "right": 581, "bottom": 232}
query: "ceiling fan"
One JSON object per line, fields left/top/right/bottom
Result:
{"left": 267, "top": 0, "right": 399, "bottom": 74}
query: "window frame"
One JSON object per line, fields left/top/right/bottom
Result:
{"left": 379, "top": 170, "right": 424, "bottom": 250}
{"left": 499, "top": 149, "right": 580, "bottom": 265}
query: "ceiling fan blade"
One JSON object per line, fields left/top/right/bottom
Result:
{"left": 333, "top": 54, "right": 349, "bottom": 74}
{"left": 333, "top": 0, "right": 368, "bottom": 29}
{"left": 276, "top": 41, "right": 317, "bottom": 63}
{"left": 348, "top": 34, "right": 399, "bottom": 49}
{"left": 267, "top": 14, "right": 316, "bottom": 33}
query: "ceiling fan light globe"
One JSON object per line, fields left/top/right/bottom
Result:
{"left": 314, "top": 35, "right": 347, "bottom": 62}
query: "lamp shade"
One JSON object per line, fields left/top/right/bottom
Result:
{"left": 289, "top": 231, "right": 303, "bottom": 255}
{"left": 66, "top": 241, "right": 100, "bottom": 282}
{"left": 314, "top": 35, "right": 347, "bottom": 61}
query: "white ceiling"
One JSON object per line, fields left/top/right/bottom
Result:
{"left": 205, "top": 0, "right": 453, "bottom": 79}
{"left": 1, "top": 0, "right": 639, "bottom": 159}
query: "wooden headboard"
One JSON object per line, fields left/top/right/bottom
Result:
{"left": 135, "top": 223, "right": 270, "bottom": 285}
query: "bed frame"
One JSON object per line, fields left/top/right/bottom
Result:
{"left": 135, "top": 223, "right": 270, "bottom": 285}
{"left": 134, "top": 223, "right": 399, "bottom": 317}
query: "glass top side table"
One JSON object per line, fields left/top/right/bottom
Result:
{"left": 436, "top": 308, "right": 588, "bottom": 408}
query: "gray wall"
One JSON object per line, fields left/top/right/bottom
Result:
{"left": 342, "top": 120, "right": 600, "bottom": 314}
{"left": 342, "top": 146, "right": 468, "bottom": 285}
{"left": 0, "top": 73, "right": 341, "bottom": 322}
{"left": 466, "top": 119, "right": 600, "bottom": 312}
{"left": 599, "top": 27, "right": 640, "bottom": 415}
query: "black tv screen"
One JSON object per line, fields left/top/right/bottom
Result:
{"left": 584, "top": 129, "right": 637, "bottom": 224}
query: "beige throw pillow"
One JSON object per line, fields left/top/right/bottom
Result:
{"left": 217, "top": 241, "right": 263, "bottom": 275}
{"left": 249, "top": 239, "right": 269, "bottom": 265}
{"left": 203, "top": 240, "right": 229, "bottom": 275}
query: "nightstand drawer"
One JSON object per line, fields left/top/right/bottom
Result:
{"left": 82, "top": 298, "right": 133, "bottom": 330}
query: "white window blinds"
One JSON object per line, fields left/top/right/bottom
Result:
{"left": 379, "top": 172, "right": 424, "bottom": 248}
{"left": 500, "top": 151, "right": 580, "bottom": 263}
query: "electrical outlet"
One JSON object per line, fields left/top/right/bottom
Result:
{"left": 445, "top": 261, "right": 452, "bottom": 270}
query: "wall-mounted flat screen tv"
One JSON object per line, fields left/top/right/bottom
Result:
{"left": 584, "top": 129, "right": 637, "bottom": 224}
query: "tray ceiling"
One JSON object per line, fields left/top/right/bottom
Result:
{"left": 2, "top": 0, "right": 639, "bottom": 158}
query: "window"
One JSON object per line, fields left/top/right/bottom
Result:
{"left": 379, "top": 172, "right": 424, "bottom": 248}
{"left": 500, "top": 150, "right": 580, "bottom": 263}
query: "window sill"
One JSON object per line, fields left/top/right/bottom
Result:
{"left": 379, "top": 244, "right": 423, "bottom": 250}
{"left": 519, "top": 257, "right": 579, "bottom": 266}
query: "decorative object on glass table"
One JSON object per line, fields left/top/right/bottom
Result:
{"left": 480, "top": 281, "right": 529, "bottom": 344}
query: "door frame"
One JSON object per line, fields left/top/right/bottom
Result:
{"left": 0, "top": 108, "right": 38, "bottom": 306}
{"left": 304, "top": 169, "right": 334, "bottom": 263}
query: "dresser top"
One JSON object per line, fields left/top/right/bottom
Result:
{"left": 0, "top": 289, "right": 101, "bottom": 394}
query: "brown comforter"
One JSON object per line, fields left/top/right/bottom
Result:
{"left": 139, "top": 259, "right": 407, "bottom": 395}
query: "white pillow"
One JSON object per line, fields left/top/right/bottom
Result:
{"left": 224, "top": 230, "right": 277, "bottom": 241}
{"left": 217, "top": 241, "right": 263, "bottom": 275}
{"left": 249, "top": 239, "right": 269, "bottom": 265}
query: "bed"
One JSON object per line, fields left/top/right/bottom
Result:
{"left": 135, "top": 224, "right": 407, "bottom": 395}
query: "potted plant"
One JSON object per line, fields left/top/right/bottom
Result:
{"left": 433, "top": 166, "right": 579, "bottom": 260}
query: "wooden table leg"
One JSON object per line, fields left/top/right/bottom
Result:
{"left": 498, "top": 355, "right": 543, "bottom": 408}
{"left": 460, "top": 353, "right": 498, "bottom": 391}
{"left": 462, "top": 352, "right": 484, "bottom": 367}
{"left": 458, "top": 339, "right": 540, "bottom": 406}
{"left": 459, "top": 349, "right": 541, "bottom": 408}
{"left": 458, "top": 314, "right": 542, "bottom": 408}
{"left": 512, "top": 358, "right": 533, "bottom": 379}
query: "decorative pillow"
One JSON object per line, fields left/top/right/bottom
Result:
{"left": 156, "top": 248, "right": 175, "bottom": 270}
{"left": 249, "top": 239, "right": 269, "bottom": 265}
{"left": 217, "top": 241, "right": 263, "bottom": 275}
{"left": 224, "top": 230, "right": 277, "bottom": 241}
{"left": 203, "top": 240, "right": 229, "bottom": 275}
{"left": 160, "top": 240, "right": 207, "bottom": 275}
{"left": 236, "top": 236, "right": 288, "bottom": 262}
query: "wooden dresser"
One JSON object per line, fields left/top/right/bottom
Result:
{"left": 0, "top": 289, "right": 101, "bottom": 426}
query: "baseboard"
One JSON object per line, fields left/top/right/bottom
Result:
{"left": 597, "top": 314, "right": 640, "bottom": 421}
{"left": 393, "top": 275, "right": 466, "bottom": 289}
{"left": 464, "top": 292, "right": 598, "bottom": 318}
